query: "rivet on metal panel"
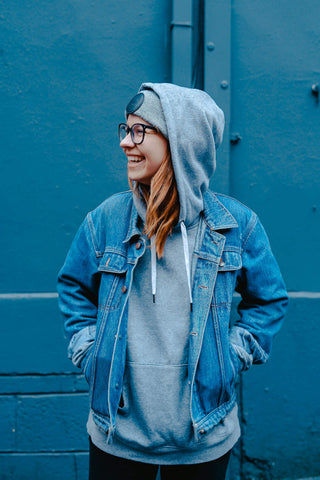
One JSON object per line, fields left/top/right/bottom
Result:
{"left": 207, "top": 42, "right": 215, "bottom": 51}
{"left": 230, "top": 133, "right": 242, "bottom": 145}
{"left": 220, "top": 80, "right": 229, "bottom": 89}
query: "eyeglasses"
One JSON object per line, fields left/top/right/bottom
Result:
{"left": 118, "top": 123, "right": 158, "bottom": 145}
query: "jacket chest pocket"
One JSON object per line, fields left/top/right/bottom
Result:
{"left": 98, "top": 252, "right": 128, "bottom": 311}
{"left": 212, "top": 249, "right": 242, "bottom": 307}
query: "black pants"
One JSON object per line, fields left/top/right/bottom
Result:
{"left": 89, "top": 437, "right": 231, "bottom": 480}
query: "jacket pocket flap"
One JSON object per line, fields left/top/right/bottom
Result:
{"left": 98, "top": 252, "right": 128, "bottom": 274}
{"left": 219, "top": 250, "right": 242, "bottom": 271}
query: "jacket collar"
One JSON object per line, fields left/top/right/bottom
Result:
{"left": 124, "top": 190, "right": 238, "bottom": 243}
{"left": 202, "top": 191, "right": 238, "bottom": 230}
{"left": 123, "top": 197, "right": 143, "bottom": 243}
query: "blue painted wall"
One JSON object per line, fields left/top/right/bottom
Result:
{"left": 1, "top": 0, "right": 319, "bottom": 478}
{"left": 230, "top": 1, "right": 320, "bottom": 478}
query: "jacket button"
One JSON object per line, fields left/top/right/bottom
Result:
{"left": 199, "top": 429, "right": 206, "bottom": 435}
{"left": 121, "top": 285, "right": 127, "bottom": 293}
{"left": 219, "top": 260, "right": 225, "bottom": 267}
{"left": 135, "top": 241, "right": 142, "bottom": 250}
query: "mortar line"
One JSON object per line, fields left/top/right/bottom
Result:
{"left": 0, "top": 291, "right": 319, "bottom": 299}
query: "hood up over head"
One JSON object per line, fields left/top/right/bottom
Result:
{"left": 135, "top": 82, "right": 225, "bottom": 226}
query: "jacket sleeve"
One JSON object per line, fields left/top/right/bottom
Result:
{"left": 230, "top": 213, "right": 288, "bottom": 371}
{"left": 57, "top": 214, "right": 99, "bottom": 370}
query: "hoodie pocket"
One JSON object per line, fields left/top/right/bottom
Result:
{"left": 114, "top": 362, "right": 191, "bottom": 452}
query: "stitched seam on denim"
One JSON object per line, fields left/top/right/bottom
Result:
{"left": 126, "top": 361, "right": 189, "bottom": 367}
{"left": 214, "top": 192, "right": 256, "bottom": 213}
{"left": 190, "top": 294, "right": 213, "bottom": 422}
{"left": 241, "top": 212, "right": 257, "bottom": 250}
{"left": 98, "top": 276, "right": 122, "bottom": 311}
{"left": 89, "top": 300, "right": 112, "bottom": 405}
{"left": 210, "top": 193, "right": 238, "bottom": 228}
{"left": 211, "top": 302, "right": 231, "bottom": 307}
{"left": 212, "top": 304, "right": 226, "bottom": 405}
{"left": 196, "top": 394, "right": 237, "bottom": 429}
{"left": 219, "top": 249, "right": 242, "bottom": 272}
{"left": 101, "top": 248, "right": 127, "bottom": 256}
{"left": 222, "top": 246, "right": 241, "bottom": 253}
{"left": 98, "top": 268, "right": 127, "bottom": 275}
{"left": 87, "top": 213, "right": 102, "bottom": 257}
{"left": 194, "top": 252, "right": 219, "bottom": 262}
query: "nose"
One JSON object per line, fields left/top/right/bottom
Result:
{"left": 120, "top": 132, "right": 135, "bottom": 148}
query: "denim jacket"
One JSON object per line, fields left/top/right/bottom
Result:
{"left": 58, "top": 190, "right": 288, "bottom": 442}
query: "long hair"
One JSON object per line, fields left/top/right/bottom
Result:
{"left": 129, "top": 145, "right": 180, "bottom": 258}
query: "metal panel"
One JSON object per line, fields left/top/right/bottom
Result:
{"left": 204, "top": 0, "right": 231, "bottom": 194}
{"left": 230, "top": 0, "right": 320, "bottom": 291}
{"left": 171, "top": 0, "right": 193, "bottom": 86}
{"left": 0, "top": 0, "right": 171, "bottom": 293}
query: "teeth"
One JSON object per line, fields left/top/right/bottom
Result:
{"left": 128, "top": 157, "right": 144, "bottom": 163}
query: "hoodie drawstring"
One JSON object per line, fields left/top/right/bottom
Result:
{"left": 151, "top": 235, "right": 156, "bottom": 303}
{"left": 150, "top": 224, "right": 193, "bottom": 311}
{"left": 180, "top": 222, "right": 193, "bottom": 311}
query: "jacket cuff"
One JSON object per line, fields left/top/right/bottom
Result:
{"left": 67, "top": 325, "right": 96, "bottom": 368}
{"left": 229, "top": 326, "right": 268, "bottom": 370}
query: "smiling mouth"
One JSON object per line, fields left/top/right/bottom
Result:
{"left": 128, "top": 156, "right": 145, "bottom": 163}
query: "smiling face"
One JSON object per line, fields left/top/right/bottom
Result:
{"left": 120, "top": 114, "right": 168, "bottom": 185}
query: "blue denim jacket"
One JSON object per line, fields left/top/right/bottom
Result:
{"left": 58, "top": 190, "right": 288, "bottom": 442}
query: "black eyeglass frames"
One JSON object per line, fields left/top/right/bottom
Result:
{"left": 118, "top": 123, "right": 158, "bottom": 145}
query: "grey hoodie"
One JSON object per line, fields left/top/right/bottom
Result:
{"left": 87, "top": 83, "right": 240, "bottom": 464}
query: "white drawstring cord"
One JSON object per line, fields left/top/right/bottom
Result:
{"left": 151, "top": 227, "right": 193, "bottom": 310}
{"left": 180, "top": 222, "right": 193, "bottom": 311}
{"left": 151, "top": 236, "right": 156, "bottom": 303}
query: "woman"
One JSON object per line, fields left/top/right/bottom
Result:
{"left": 58, "top": 83, "right": 288, "bottom": 479}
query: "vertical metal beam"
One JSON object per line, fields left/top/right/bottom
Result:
{"left": 171, "top": 0, "right": 193, "bottom": 86}
{"left": 204, "top": 0, "right": 231, "bottom": 194}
